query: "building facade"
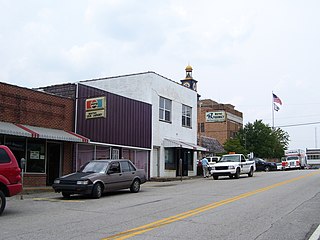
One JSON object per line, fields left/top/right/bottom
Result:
{"left": 39, "top": 83, "right": 152, "bottom": 178}
{"left": 0, "top": 82, "right": 88, "bottom": 186}
{"left": 81, "top": 69, "right": 205, "bottom": 178}
{"left": 198, "top": 99, "right": 243, "bottom": 148}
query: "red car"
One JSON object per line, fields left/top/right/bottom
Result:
{"left": 0, "top": 145, "right": 23, "bottom": 215}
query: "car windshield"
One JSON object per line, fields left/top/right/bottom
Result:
{"left": 287, "top": 156, "right": 298, "bottom": 161}
{"left": 219, "top": 155, "right": 240, "bottom": 162}
{"left": 80, "top": 161, "right": 108, "bottom": 173}
{"left": 256, "top": 159, "right": 265, "bottom": 163}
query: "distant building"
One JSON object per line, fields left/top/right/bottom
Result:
{"left": 198, "top": 99, "right": 243, "bottom": 148}
{"left": 199, "top": 136, "right": 225, "bottom": 154}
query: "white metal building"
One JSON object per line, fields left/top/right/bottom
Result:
{"left": 81, "top": 68, "right": 205, "bottom": 178}
{"left": 306, "top": 148, "right": 320, "bottom": 168}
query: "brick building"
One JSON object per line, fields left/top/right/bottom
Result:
{"left": 0, "top": 82, "right": 88, "bottom": 186}
{"left": 198, "top": 99, "right": 243, "bottom": 149}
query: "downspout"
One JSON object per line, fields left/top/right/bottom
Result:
{"left": 74, "top": 83, "right": 79, "bottom": 171}
{"left": 75, "top": 83, "right": 79, "bottom": 133}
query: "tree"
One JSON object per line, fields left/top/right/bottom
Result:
{"left": 223, "top": 138, "right": 247, "bottom": 154}
{"left": 223, "top": 120, "right": 289, "bottom": 159}
{"left": 272, "top": 127, "right": 290, "bottom": 158}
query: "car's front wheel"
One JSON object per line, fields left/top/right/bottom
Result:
{"left": 92, "top": 183, "right": 103, "bottom": 199}
{"left": 234, "top": 168, "right": 240, "bottom": 179}
{"left": 213, "top": 175, "right": 219, "bottom": 180}
{"left": 248, "top": 167, "right": 254, "bottom": 177}
{"left": 264, "top": 166, "right": 270, "bottom": 172}
{"left": 130, "top": 179, "right": 141, "bottom": 193}
{"left": 62, "top": 192, "right": 70, "bottom": 199}
{"left": 0, "top": 190, "right": 6, "bottom": 216}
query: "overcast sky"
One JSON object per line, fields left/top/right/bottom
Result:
{"left": 1, "top": 0, "right": 320, "bottom": 150}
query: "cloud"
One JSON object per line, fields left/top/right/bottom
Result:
{"left": 1, "top": 0, "right": 320, "bottom": 149}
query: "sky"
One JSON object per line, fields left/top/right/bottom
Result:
{"left": 1, "top": 0, "right": 320, "bottom": 150}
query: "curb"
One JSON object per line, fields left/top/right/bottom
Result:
{"left": 22, "top": 176, "right": 203, "bottom": 194}
{"left": 22, "top": 187, "right": 53, "bottom": 194}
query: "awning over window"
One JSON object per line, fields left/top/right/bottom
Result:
{"left": 0, "top": 121, "right": 32, "bottom": 137}
{"left": 163, "top": 138, "right": 207, "bottom": 151}
{"left": 0, "top": 121, "right": 89, "bottom": 143}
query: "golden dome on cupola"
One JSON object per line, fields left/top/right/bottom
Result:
{"left": 180, "top": 64, "right": 198, "bottom": 92}
{"left": 185, "top": 65, "right": 193, "bottom": 71}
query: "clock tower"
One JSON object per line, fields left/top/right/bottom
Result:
{"left": 180, "top": 65, "right": 198, "bottom": 91}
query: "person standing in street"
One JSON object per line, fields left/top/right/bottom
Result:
{"left": 201, "top": 156, "right": 209, "bottom": 178}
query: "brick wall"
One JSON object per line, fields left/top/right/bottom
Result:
{"left": 62, "top": 142, "right": 73, "bottom": 175}
{"left": 36, "top": 83, "right": 76, "bottom": 99}
{"left": 198, "top": 99, "right": 243, "bottom": 146}
{"left": 0, "top": 82, "right": 74, "bottom": 131}
{"left": 23, "top": 174, "right": 46, "bottom": 187}
{"left": 0, "top": 82, "right": 75, "bottom": 186}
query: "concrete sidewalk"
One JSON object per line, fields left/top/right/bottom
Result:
{"left": 22, "top": 175, "right": 202, "bottom": 194}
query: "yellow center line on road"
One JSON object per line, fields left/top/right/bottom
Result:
{"left": 102, "top": 171, "right": 320, "bottom": 240}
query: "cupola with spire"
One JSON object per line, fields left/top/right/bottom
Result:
{"left": 181, "top": 64, "right": 198, "bottom": 91}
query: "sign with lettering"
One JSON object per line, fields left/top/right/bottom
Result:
{"left": 206, "top": 111, "right": 226, "bottom": 122}
{"left": 85, "top": 96, "right": 106, "bottom": 119}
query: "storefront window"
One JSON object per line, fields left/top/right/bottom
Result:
{"left": 77, "top": 144, "right": 94, "bottom": 170}
{"left": 165, "top": 148, "right": 175, "bottom": 170}
{"left": 122, "top": 149, "right": 136, "bottom": 162}
{"left": 186, "top": 151, "right": 194, "bottom": 170}
{"left": 96, "top": 146, "right": 111, "bottom": 159}
{"left": 26, "top": 139, "right": 46, "bottom": 173}
{"left": 122, "top": 149, "right": 130, "bottom": 159}
{"left": 0, "top": 134, "right": 4, "bottom": 145}
{"left": 135, "top": 150, "right": 149, "bottom": 173}
{"left": 121, "top": 149, "right": 149, "bottom": 178}
{"left": 5, "top": 136, "right": 26, "bottom": 168}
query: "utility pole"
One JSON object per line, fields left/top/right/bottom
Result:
{"left": 315, "top": 127, "right": 318, "bottom": 148}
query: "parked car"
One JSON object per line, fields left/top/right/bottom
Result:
{"left": 0, "top": 145, "right": 23, "bottom": 215}
{"left": 276, "top": 162, "right": 283, "bottom": 170}
{"left": 207, "top": 156, "right": 220, "bottom": 172}
{"left": 253, "top": 158, "right": 277, "bottom": 171}
{"left": 52, "top": 159, "right": 146, "bottom": 199}
{"left": 207, "top": 156, "right": 220, "bottom": 167}
{"left": 211, "top": 154, "right": 255, "bottom": 180}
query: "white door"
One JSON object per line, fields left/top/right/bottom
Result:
{"left": 152, "top": 148, "right": 160, "bottom": 177}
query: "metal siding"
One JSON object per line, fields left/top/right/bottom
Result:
{"left": 77, "top": 84, "right": 151, "bottom": 148}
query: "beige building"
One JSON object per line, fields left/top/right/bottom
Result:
{"left": 198, "top": 99, "right": 243, "bottom": 148}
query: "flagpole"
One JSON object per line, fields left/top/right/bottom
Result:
{"left": 272, "top": 91, "right": 274, "bottom": 129}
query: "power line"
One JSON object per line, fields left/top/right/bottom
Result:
{"left": 276, "top": 121, "right": 320, "bottom": 128}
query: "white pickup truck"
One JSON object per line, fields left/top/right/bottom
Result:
{"left": 207, "top": 156, "right": 220, "bottom": 168}
{"left": 210, "top": 154, "right": 255, "bottom": 180}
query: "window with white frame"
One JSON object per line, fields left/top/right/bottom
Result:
{"left": 182, "top": 104, "right": 192, "bottom": 127}
{"left": 112, "top": 149, "right": 120, "bottom": 159}
{"left": 159, "top": 97, "right": 172, "bottom": 122}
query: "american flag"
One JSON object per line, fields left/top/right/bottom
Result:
{"left": 273, "top": 93, "right": 282, "bottom": 105}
